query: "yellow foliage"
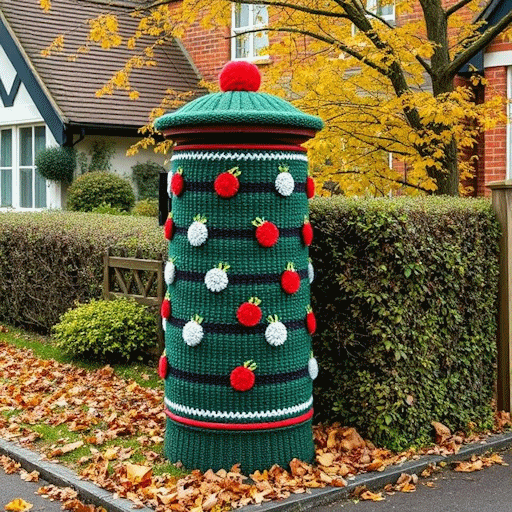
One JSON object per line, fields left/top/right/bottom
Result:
{"left": 39, "top": 0, "right": 510, "bottom": 195}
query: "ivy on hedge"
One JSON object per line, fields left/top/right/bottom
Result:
{"left": 0, "top": 197, "right": 500, "bottom": 449}
{"left": 310, "top": 196, "right": 500, "bottom": 450}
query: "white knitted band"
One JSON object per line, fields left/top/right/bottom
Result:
{"left": 164, "top": 396, "right": 313, "bottom": 420}
{"left": 171, "top": 151, "right": 308, "bottom": 163}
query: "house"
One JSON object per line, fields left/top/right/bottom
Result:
{"left": 0, "top": 0, "right": 202, "bottom": 210}
{"left": 174, "top": 0, "right": 512, "bottom": 197}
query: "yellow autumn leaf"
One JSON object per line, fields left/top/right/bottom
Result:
{"left": 125, "top": 462, "right": 152, "bottom": 484}
{"left": 4, "top": 499, "right": 33, "bottom": 512}
{"left": 360, "top": 490, "right": 386, "bottom": 501}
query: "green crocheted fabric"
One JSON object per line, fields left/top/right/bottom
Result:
{"left": 153, "top": 91, "right": 324, "bottom": 131}
{"left": 161, "top": 148, "right": 318, "bottom": 473}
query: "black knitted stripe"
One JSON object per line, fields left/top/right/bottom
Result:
{"left": 167, "top": 365, "right": 309, "bottom": 386}
{"left": 185, "top": 181, "right": 306, "bottom": 193}
{"left": 175, "top": 226, "right": 302, "bottom": 239}
{"left": 168, "top": 317, "right": 304, "bottom": 334}
{"left": 174, "top": 268, "right": 308, "bottom": 284}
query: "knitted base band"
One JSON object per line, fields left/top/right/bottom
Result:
{"left": 164, "top": 417, "right": 314, "bottom": 473}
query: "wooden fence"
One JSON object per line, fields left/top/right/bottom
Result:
{"left": 103, "top": 247, "right": 165, "bottom": 352}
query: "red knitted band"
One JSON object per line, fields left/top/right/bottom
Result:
{"left": 173, "top": 144, "right": 307, "bottom": 152}
{"left": 165, "top": 408, "right": 314, "bottom": 430}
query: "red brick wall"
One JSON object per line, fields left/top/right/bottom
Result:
{"left": 479, "top": 66, "right": 508, "bottom": 197}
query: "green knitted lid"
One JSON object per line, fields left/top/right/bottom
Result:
{"left": 154, "top": 61, "right": 324, "bottom": 132}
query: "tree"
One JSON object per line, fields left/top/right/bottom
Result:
{"left": 42, "top": 0, "right": 512, "bottom": 195}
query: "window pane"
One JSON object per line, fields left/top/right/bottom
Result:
{"left": 34, "top": 126, "right": 46, "bottom": 158}
{"left": 1, "top": 169, "right": 12, "bottom": 207}
{"left": 253, "top": 5, "right": 268, "bottom": 26}
{"left": 20, "top": 168, "right": 32, "bottom": 207}
{"left": 235, "top": 33, "right": 250, "bottom": 58}
{"left": 234, "top": 3, "right": 250, "bottom": 28}
{"left": 1, "top": 129, "right": 12, "bottom": 168}
{"left": 19, "top": 127, "right": 32, "bottom": 166}
{"left": 35, "top": 169, "right": 46, "bottom": 208}
{"left": 253, "top": 31, "right": 268, "bottom": 55}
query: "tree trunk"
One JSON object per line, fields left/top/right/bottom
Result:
{"left": 429, "top": 138, "right": 459, "bottom": 195}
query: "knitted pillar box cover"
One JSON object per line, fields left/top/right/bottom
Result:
{"left": 154, "top": 61, "right": 323, "bottom": 474}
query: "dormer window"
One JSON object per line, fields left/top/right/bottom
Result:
{"left": 231, "top": 3, "right": 269, "bottom": 60}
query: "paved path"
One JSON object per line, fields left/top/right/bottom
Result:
{"left": 0, "top": 471, "right": 64, "bottom": 512}
{"left": 313, "top": 449, "right": 512, "bottom": 512}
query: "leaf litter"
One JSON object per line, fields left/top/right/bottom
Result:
{"left": 0, "top": 340, "right": 509, "bottom": 510}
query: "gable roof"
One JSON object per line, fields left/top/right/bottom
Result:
{"left": 0, "top": 0, "right": 203, "bottom": 142}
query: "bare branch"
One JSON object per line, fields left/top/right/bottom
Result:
{"left": 415, "top": 54, "right": 432, "bottom": 75}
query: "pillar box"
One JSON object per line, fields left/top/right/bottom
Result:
{"left": 154, "top": 61, "right": 324, "bottom": 473}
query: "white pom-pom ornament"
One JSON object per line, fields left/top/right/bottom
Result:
{"left": 308, "top": 259, "right": 314, "bottom": 284}
{"left": 183, "top": 315, "right": 204, "bottom": 346}
{"left": 205, "top": 263, "right": 230, "bottom": 292}
{"left": 165, "top": 259, "right": 176, "bottom": 285}
{"left": 162, "top": 318, "right": 167, "bottom": 332}
{"left": 275, "top": 165, "right": 294, "bottom": 196}
{"left": 265, "top": 315, "right": 287, "bottom": 346}
{"left": 308, "top": 356, "right": 319, "bottom": 380}
{"left": 188, "top": 215, "right": 208, "bottom": 246}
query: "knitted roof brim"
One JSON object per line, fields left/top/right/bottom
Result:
{"left": 154, "top": 91, "right": 324, "bottom": 132}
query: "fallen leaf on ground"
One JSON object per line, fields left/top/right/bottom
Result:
{"left": 48, "top": 441, "right": 84, "bottom": 458}
{"left": 360, "top": 490, "right": 385, "bottom": 501}
{"left": 4, "top": 499, "right": 33, "bottom": 512}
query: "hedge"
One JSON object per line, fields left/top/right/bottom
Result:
{"left": 309, "top": 196, "right": 500, "bottom": 450}
{"left": 0, "top": 197, "right": 500, "bottom": 449}
{"left": 0, "top": 211, "right": 165, "bottom": 332}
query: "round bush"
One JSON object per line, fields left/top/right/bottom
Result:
{"left": 132, "top": 198, "right": 158, "bottom": 217}
{"left": 52, "top": 298, "right": 155, "bottom": 362}
{"left": 132, "top": 161, "right": 165, "bottom": 200}
{"left": 35, "top": 146, "right": 76, "bottom": 183}
{"left": 67, "top": 171, "right": 135, "bottom": 212}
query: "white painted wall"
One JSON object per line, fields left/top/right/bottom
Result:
{"left": 0, "top": 44, "right": 62, "bottom": 209}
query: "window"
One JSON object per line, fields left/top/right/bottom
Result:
{"left": 19, "top": 126, "right": 46, "bottom": 208}
{"left": 231, "top": 3, "right": 269, "bottom": 60}
{"left": 0, "top": 125, "right": 47, "bottom": 209}
{"left": 0, "top": 129, "right": 12, "bottom": 207}
{"left": 366, "top": 0, "right": 395, "bottom": 25}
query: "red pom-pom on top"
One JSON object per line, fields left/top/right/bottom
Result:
{"left": 214, "top": 167, "right": 240, "bottom": 198}
{"left": 219, "top": 61, "right": 261, "bottom": 92}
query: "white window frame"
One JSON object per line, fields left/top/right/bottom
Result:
{"left": 0, "top": 123, "right": 48, "bottom": 211}
{"left": 352, "top": 0, "right": 395, "bottom": 36}
{"left": 231, "top": 3, "right": 269, "bottom": 62}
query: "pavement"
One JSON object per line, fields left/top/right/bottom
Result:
{"left": 2, "top": 432, "right": 512, "bottom": 512}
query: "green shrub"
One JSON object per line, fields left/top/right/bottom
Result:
{"left": 90, "top": 202, "right": 130, "bottom": 215}
{"left": 132, "top": 198, "right": 159, "bottom": 217}
{"left": 35, "top": 146, "right": 76, "bottom": 183}
{"left": 0, "top": 211, "right": 165, "bottom": 332}
{"left": 67, "top": 171, "right": 135, "bottom": 212}
{"left": 132, "top": 161, "right": 165, "bottom": 200}
{"left": 52, "top": 298, "right": 155, "bottom": 362}
{"left": 309, "top": 196, "right": 499, "bottom": 450}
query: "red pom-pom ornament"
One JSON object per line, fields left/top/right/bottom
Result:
{"left": 302, "top": 218, "right": 313, "bottom": 246}
{"left": 214, "top": 167, "right": 240, "bottom": 198}
{"left": 160, "top": 297, "right": 171, "bottom": 319}
{"left": 171, "top": 169, "right": 184, "bottom": 197}
{"left": 237, "top": 297, "right": 262, "bottom": 327}
{"left": 306, "top": 176, "right": 315, "bottom": 199}
{"left": 306, "top": 307, "right": 317, "bottom": 335}
{"left": 281, "top": 262, "right": 301, "bottom": 294}
{"left": 230, "top": 361, "right": 257, "bottom": 392}
{"left": 219, "top": 61, "right": 261, "bottom": 92}
{"left": 253, "top": 218, "right": 279, "bottom": 248}
{"left": 164, "top": 213, "right": 174, "bottom": 241}
{"left": 158, "top": 352, "right": 168, "bottom": 379}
